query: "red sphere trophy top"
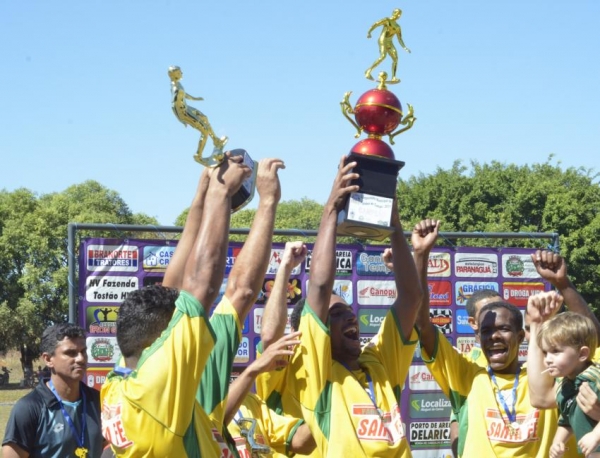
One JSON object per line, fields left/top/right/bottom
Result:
{"left": 337, "top": 8, "right": 416, "bottom": 241}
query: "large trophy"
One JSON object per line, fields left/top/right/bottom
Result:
{"left": 337, "top": 9, "right": 416, "bottom": 241}
{"left": 168, "top": 66, "right": 257, "bottom": 212}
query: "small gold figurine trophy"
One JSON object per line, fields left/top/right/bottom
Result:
{"left": 337, "top": 8, "right": 416, "bottom": 241}
{"left": 168, "top": 66, "right": 256, "bottom": 212}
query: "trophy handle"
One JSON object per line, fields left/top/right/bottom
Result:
{"left": 388, "top": 103, "right": 416, "bottom": 145}
{"left": 237, "top": 417, "right": 272, "bottom": 457}
{"left": 340, "top": 92, "right": 363, "bottom": 139}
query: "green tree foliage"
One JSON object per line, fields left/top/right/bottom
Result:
{"left": 0, "top": 181, "right": 156, "bottom": 372}
{"left": 397, "top": 157, "right": 600, "bottom": 312}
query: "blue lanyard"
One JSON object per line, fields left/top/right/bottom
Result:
{"left": 342, "top": 364, "right": 383, "bottom": 417}
{"left": 487, "top": 365, "right": 520, "bottom": 426}
{"left": 48, "top": 380, "right": 87, "bottom": 449}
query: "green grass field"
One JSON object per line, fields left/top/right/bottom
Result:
{"left": 0, "top": 351, "right": 38, "bottom": 456}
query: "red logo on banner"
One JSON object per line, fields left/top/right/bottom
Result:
{"left": 502, "top": 282, "right": 546, "bottom": 306}
{"left": 427, "top": 281, "right": 452, "bottom": 306}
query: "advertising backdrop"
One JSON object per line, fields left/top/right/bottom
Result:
{"left": 79, "top": 238, "right": 547, "bottom": 457}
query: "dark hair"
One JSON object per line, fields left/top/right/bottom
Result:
{"left": 465, "top": 289, "right": 502, "bottom": 318}
{"left": 117, "top": 285, "right": 179, "bottom": 358}
{"left": 290, "top": 298, "right": 306, "bottom": 332}
{"left": 41, "top": 323, "right": 86, "bottom": 356}
{"left": 478, "top": 300, "right": 523, "bottom": 331}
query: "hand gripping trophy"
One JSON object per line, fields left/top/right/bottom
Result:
{"left": 338, "top": 8, "right": 416, "bottom": 241}
{"left": 168, "top": 66, "right": 256, "bottom": 212}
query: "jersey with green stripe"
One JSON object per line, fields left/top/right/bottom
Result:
{"left": 286, "top": 304, "right": 416, "bottom": 457}
{"left": 423, "top": 327, "right": 577, "bottom": 458}
{"left": 228, "top": 393, "right": 303, "bottom": 458}
{"left": 101, "top": 290, "right": 225, "bottom": 457}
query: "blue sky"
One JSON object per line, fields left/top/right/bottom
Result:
{"left": 1, "top": 1, "right": 599, "bottom": 225}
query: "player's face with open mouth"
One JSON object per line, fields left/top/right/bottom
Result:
{"left": 479, "top": 307, "right": 524, "bottom": 374}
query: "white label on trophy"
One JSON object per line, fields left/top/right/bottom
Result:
{"left": 347, "top": 192, "right": 393, "bottom": 226}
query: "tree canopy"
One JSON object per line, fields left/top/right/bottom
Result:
{"left": 397, "top": 157, "right": 600, "bottom": 311}
{"left": 0, "top": 181, "right": 156, "bottom": 368}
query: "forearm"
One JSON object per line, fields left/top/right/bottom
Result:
{"left": 224, "top": 366, "right": 260, "bottom": 425}
{"left": 182, "top": 185, "right": 231, "bottom": 310}
{"left": 527, "top": 322, "right": 558, "bottom": 408}
{"left": 307, "top": 203, "right": 338, "bottom": 323}
{"left": 226, "top": 198, "right": 277, "bottom": 320}
{"left": 163, "top": 172, "right": 209, "bottom": 289}
{"left": 553, "top": 425, "right": 572, "bottom": 445}
{"left": 390, "top": 222, "right": 423, "bottom": 337}
{"left": 261, "top": 263, "right": 294, "bottom": 348}
{"left": 414, "top": 247, "right": 435, "bottom": 355}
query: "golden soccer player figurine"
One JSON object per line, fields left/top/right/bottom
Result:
{"left": 365, "top": 8, "right": 411, "bottom": 83}
{"left": 168, "top": 65, "right": 228, "bottom": 166}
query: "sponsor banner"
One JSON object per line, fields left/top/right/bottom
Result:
{"left": 356, "top": 250, "right": 392, "bottom": 276}
{"left": 455, "top": 281, "right": 499, "bottom": 306}
{"left": 86, "top": 245, "right": 139, "bottom": 272}
{"left": 409, "top": 393, "right": 452, "bottom": 419}
{"left": 266, "top": 248, "right": 302, "bottom": 275}
{"left": 253, "top": 308, "right": 265, "bottom": 334}
{"left": 142, "top": 245, "right": 175, "bottom": 271}
{"left": 357, "top": 280, "right": 397, "bottom": 306}
{"left": 427, "top": 281, "right": 452, "bottom": 306}
{"left": 333, "top": 280, "right": 353, "bottom": 304}
{"left": 408, "top": 365, "right": 441, "bottom": 391}
{"left": 454, "top": 253, "right": 498, "bottom": 278}
{"left": 225, "top": 246, "right": 242, "bottom": 274}
{"left": 359, "top": 335, "right": 373, "bottom": 349}
{"left": 86, "top": 275, "right": 138, "bottom": 303}
{"left": 85, "top": 367, "right": 111, "bottom": 391}
{"left": 87, "top": 336, "right": 121, "bottom": 365}
{"left": 519, "top": 343, "right": 528, "bottom": 362}
{"left": 412, "top": 344, "right": 422, "bottom": 363}
{"left": 412, "top": 450, "right": 453, "bottom": 458}
{"left": 409, "top": 421, "right": 451, "bottom": 448}
{"left": 234, "top": 337, "right": 250, "bottom": 364}
{"left": 305, "top": 249, "right": 353, "bottom": 275}
{"left": 430, "top": 309, "right": 452, "bottom": 334}
{"left": 427, "top": 252, "right": 452, "bottom": 278}
{"left": 502, "top": 253, "right": 541, "bottom": 279}
{"left": 358, "top": 308, "right": 388, "bottom": 333}
{"left": 456, "top": 336, "right": 477, "bottom": 355}
{"left": 241, "top": 315, "right": 250, "bottom": 335}
{"left": 256, "top": 278, "right": 303, "bottom": 305}
{"left": 502, "top": 282, "right": 546, "bottom": 306}
{"left": 455, "top": 309, "right": 473, "bottom": 334}
{"left": 85, "top": 306, "right": 119, "bottom": 334}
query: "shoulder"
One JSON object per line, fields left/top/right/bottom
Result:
{"left": 7, "top": 385, "right": 48, "bottom": 423}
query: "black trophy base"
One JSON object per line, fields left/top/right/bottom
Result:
{"left": 336, "top": 152, "right": 405, "bottom": 241}
{"left": 229, "top": 149, "right": 257, "bottom": 213}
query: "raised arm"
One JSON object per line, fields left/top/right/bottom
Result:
{"left": 224, "top": 331, "right": 301, "bottom": 425}
{"left": 307, "top": 156, "right": 359, "bottom": 323}
{"left": 181, "top": 154, "right": 251, "bottom": 310}
{"left": 260, "top": 241, "right": 307, "bottom": 349}
{"left": 412, "top": 219, "right": 440, "bottom": 356}
{"left": 532, "top": 249, "right": 600, "bottom": 336}
{"left": 526, "top": 290, "right": 563, "bottom": 409}
{"left": 388, "top": 209, "right": 427, "bottom": 339}
{"left": 224, "top": 158, "right": 284, "bottom": 322}
{"left": 162, "top": 169, "right": 210, "bottom": 289}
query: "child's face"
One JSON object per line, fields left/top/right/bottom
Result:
{"left": 541, "top": 341, "right": 590, "bottom": 379}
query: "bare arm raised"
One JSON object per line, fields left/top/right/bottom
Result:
{"left": 307, "top": 156, "right": 359, "bottom": 324}
{"left": 387, "top": 209, "right": 427, "bottom": 340}
{"left": 181, "top": 154, "right": 251, "bottom": 310}
{"left": 261, "top": 241, "right": 307, "bottom": 349}
{"left": 526, "top": 290, "right": 563, "bottom": 409}
{"left": 412, "top": 219, "right": 440, "bottom": 356}
{"left": 224, "top": 158, "right": 284, "bottom": 322}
